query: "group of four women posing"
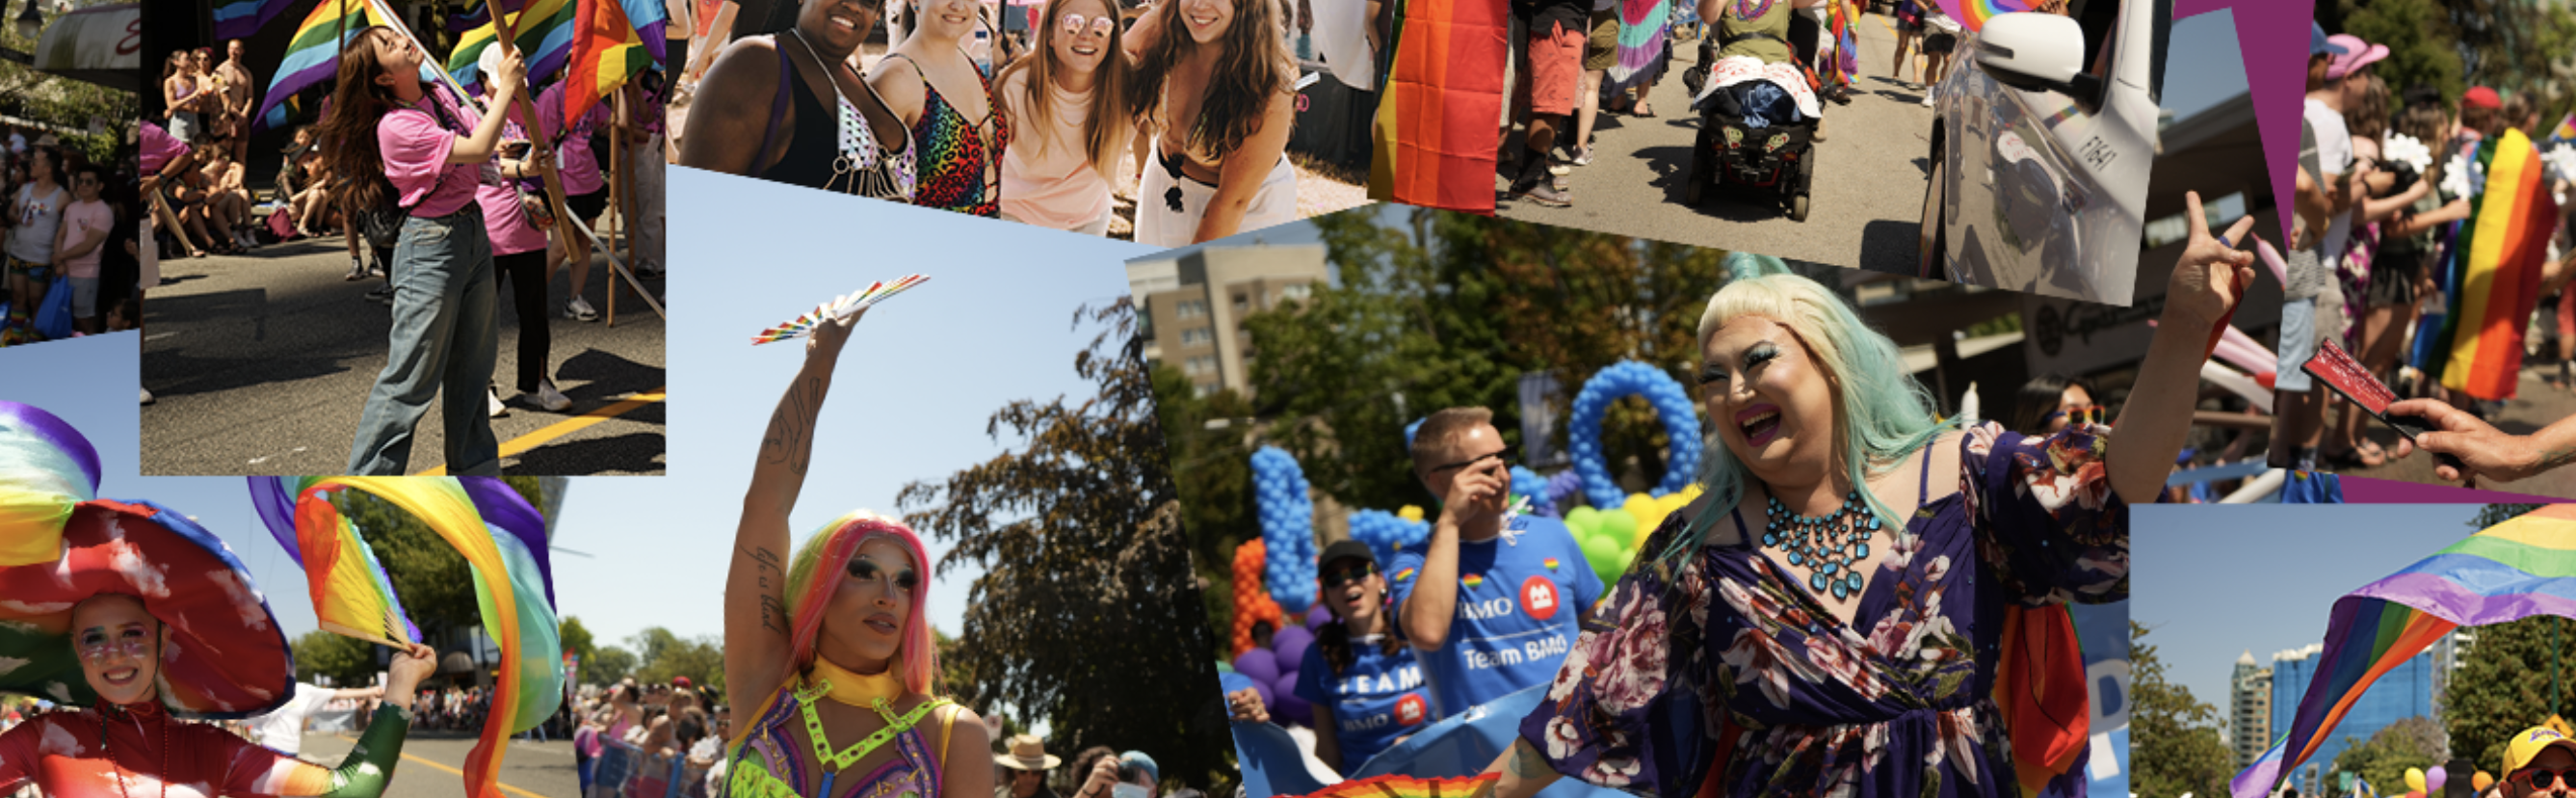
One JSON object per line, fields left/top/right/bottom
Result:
{"left": 674, "top": 0, "right": 1301, "bottom": 245}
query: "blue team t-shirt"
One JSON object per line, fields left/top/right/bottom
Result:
{"left": 1293, "top": 634, "right": 1430, "bottom": 774}
{"left": 1387, "top": 515, "right": 1602, "bottom": 719}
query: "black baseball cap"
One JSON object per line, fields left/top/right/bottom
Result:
{"left": 1321, "top": 539, "right": 1378, "bottom": 570}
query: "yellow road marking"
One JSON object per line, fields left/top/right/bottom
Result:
{"left": 414, "top": 388, "right": 668, "bottom": 476}
{"left": 330, "top": 733, "right": 558, "bottom": 798}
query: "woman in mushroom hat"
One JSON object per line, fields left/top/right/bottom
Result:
{"left": 0, "top": 401, "right": 440, "bottom": 796}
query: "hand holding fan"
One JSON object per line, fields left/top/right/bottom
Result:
{"left": 752, "top": 275, "right": 932, "bottom": 344}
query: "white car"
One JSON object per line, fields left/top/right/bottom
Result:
{"left": 1917, "top": 0, "right": 2170, "bottom": 306}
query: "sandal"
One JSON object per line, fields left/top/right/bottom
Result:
{"left": 1633, "top": 102, "right": 1657, "bottom": 118}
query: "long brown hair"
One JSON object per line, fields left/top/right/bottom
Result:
{"left": 1123, "top": 0, "right": 1295, "bottom": 162}
{"left": 314, "top": 27, "right": 407, "bottom": 212}
{"left": 995, "top": 0, "right": 1131, "bottom": 182}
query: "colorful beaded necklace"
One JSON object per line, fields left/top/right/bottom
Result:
{"left": 1761, "top": 491, "right": 1880, "bottom": 600}
{"left": 1731, "top": 0, "right": 1777, "bottom": 20}
{"left": 799, "top": 657, "right": 951, "bottom": 798}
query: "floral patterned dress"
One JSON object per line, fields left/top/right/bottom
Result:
{"left": 1518, "top": 421, "right": 2126, "bottom": 798}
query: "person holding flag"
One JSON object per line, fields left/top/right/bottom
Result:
{"left": 319, "top": 23, "right": 527, "bottom": 475}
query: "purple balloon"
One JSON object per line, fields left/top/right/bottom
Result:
{"left": 1273, "top": 625, "right": 1315, "bottom": 672}
{"left": 2427, "top": 765, "right": 2448, "bottom": 793}
{"left": 1249, "top": 678, "right": 1275, "bottom": 713}
{"left": 1305, "top": 604, "right": 1332, "bottom": 629}
{"left": 1234, "top": 649, "right": 1280, "bottom": 685}
{"left": 1272, "top": 683, "right": 1312, "bottom": 727}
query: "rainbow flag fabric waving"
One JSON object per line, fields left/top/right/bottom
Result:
{"left": 252, "top": 0, "right": 409, "bottom": 133}
{"left": 212, "top": 0, "right": 300, "bottom": 40}
{"left": 252, "top": 477, "right": 565, "bottom": 798}
{"left": 563, "top": 0, "right": 660, "bottom": 137}
{"left": 0, "top": 402, "right": 98, "bottom": 566}
{"left": 2555, "top": 113, "right": 2575, "bottom": 143}
{"left": 2229, "top": 511, "right": 2576, "bottom": 798}
{"left": 2436, "top": 127, "right": 2560, "bottom": 401}
{"left": 450, "top": 0, "right": 578, "bottom": 96}
{"left": 1935, "top": 0, "right": 2029, "bottom": 32}
{"left": 1369, "top": 0, "right": 1508, "bottom": 214}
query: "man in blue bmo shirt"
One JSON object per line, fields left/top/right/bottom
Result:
{"left": 1391, "top": 407, "right": 1602, "bottom": 720}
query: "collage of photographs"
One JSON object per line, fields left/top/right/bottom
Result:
{"left": 0, "top": 0, "right": 2573, "bottom": 796}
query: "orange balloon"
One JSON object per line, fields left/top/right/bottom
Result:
{"left": 2475, "top": 772, "right": 2495, "bottom": 790}
{"left": 1230, "top": 540, "right": 1284, "bottom": 656}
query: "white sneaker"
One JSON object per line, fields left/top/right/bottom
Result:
{"left": 1921, "top": 93, "right": 1935, "bottom": 108}
{"left": 487, "top": 387, "right": 510, "bottom": 418}
{"left": 140, "top": 387, "right": 153, "bottom": 406}
{"left": 532, "top": 380, "right": 572, "bottom": 412}
{"left": 565, "top": 296, "right": 600, "bottom": 322}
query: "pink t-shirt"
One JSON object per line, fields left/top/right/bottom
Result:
{"left": 998, "top": 79, "right": 1115, "bottom": 229}
{"left": 535, "top": 83, "right": 610, "bottom": 196}
{"left": 475, "top": 183, "right": 548, "bottom": 255}
{"left": 380, "top": 86, "right": 486, "bottom": 218}
{"left": 55, "top": 199, "right": 109, "bottom": 279}
{"left": 141, "top": 122, "right": 189, "bottom": 175}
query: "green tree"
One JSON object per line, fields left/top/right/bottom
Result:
{"left": 293, "top": 629, "right": 378, "bottom": 688}
{"left": 2444, "top": 614, "right": 2576, "bottom": 770}
{"left": 2340, "top": 0, "right": 2467, "bottom": 106}
{"left": 898, "top": 300, "right": 1233, "bottom": 793}
{"left": 561, "top": 616, "right": 599, "bottom": 673}
{"left": 589, "top": 646, "right": 638, "bottom": 685}
{"left": 2332, "top": 716, "right": 2446, "bottom": 795}
{"left": 627, "top": 627, "right": 725, "bottom": 696}
{"left": 1149, "top": 363, "right": 1258, "bottom": 653}
{"left": 2133, "top": 622, "right": 2237, "bottom": 798}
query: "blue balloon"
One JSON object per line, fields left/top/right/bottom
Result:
{"left": 1347, "top": 508, "right": 1430, "bottom": 574}
{"left": 1567, "top": 361, "right": 1704, "bottom": 509}
{"left": 1510, "top": 466, "right": 1559, "bottom": 518}
{"left": 1249, "top": 446, "right": 1321, "bottom": 613}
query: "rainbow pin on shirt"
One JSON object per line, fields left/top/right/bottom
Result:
{"left": 751, "top": 274, "right": 932, "bottom": 344}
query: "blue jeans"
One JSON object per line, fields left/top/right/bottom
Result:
{"left": 347, "top": 204, "right": 503, "bottom": 475}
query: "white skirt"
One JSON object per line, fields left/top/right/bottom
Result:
{"left": 1135, "top": 139, "right": 1301, "bottom": 247}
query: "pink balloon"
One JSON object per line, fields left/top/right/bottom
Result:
{"left": 2427, "top": 765, "right": 2447, "bottom": 792}
{"left": 2256, "top": 239, "right": 2289, "bottom": 286}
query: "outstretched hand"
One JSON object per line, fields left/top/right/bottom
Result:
{"left": 2385, "top": 398, "right": 2533, "bottom": 485}
{"left": 807, "top": 306, "right": 861, "bottom": 359}
{"left": 2166, "top": 191, "right": 2260, "bottom": 334}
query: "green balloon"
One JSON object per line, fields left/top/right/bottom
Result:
{"left": 1581, "top": 535, "right": 1622, "bottom": 584}
{"left": 1565, "top": 506, "right": 1601, "bottom": 539}
{"left": 1596, "top": 510, "right": 1639, "bottom": 549}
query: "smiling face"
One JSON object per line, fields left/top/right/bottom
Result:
{"left": 1318, "top": 556, "right": 1383, "bottom": 625}
{"left": 70, "top": 595, "right": 160, "bottom": 706}
{"left": 797, "top": 0, "right": 883, "bottom": 53}
{"left": 1700, "top": 316, "right": 1840, "bottom": 490}
{"left": 363, "top": 28, "right": 423, "bottom": 90}
{"left": 1174, "top": 0, "right": 1233, "bottom": 45}
{"left": 1051, "top": 0, "right": 1116, "bottom": 74}
{"left": 2518, "top": 745, "right": 2576, "bottom": 798}
{"left": 913, "top": 0, "right": 979, "bottom": 41}
{"left": 816, "top": 536, "right": 921, "bottom": 673}
{"left": 2050, "top": 385, "right": 2092, "bottom": 434}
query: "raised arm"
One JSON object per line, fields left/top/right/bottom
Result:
{"left": 728, "top": 307, "right": 859, "bottom": 715}
{"left": 448, "top": 50, "right": 527, "bottom": 165}
{"left": 2108, "top": 191, "right": 2255, "bottom": 502}
{"left": 214, "top": 643, "right": 434, "bottom": 798}
{"left": 679, "top": 37, "right": 789, "bottom": 175}
{"left": 1191, "top": 85, "right": 1295, "bottom": 243}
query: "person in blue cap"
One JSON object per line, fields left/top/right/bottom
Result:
{"left": 1226, "top": 539, "right": 1431, "bottom": 775}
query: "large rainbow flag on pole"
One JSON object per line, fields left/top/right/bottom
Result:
{"left": 251, "top": 0, "right": 400, "bottom": 132}
{"left": 2432, "top": 127, "right": 2560, "bottom": 401}
{"left": 249, "top": 477, "right": 565, "bottom": 798}
{"left": 2230, "top": 510, "right": 2576, "bottom": 798}
{"left": 563, "top": 0, "right": 661, "bottom": 126}
{"left": 212, "top": 0, "right": 299, "bottom": 40}
{"left": 449, "top": 0, "right": 578, "bottom": 95}
{"left": 1934, "top": 0, "right": 2029, "bottom": 32}
{"left": 1368, "top": 0, "right": 1509, "bottom": 213}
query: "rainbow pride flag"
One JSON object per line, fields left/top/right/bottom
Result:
{"left": 1935, "top": 0, "right": 2029, "bottom": 32}
{"left": 212, "top": 0, "right": 300, "bottom": 40}
{"left": 251, "top": 0, "right": 409, "bottom": 133}
{"left": 2555, "top": 113, "right": 2575, "bottom": 143}
{"left": 450, "top": 0, "right": 577, "bottom": 96}
{"left": 1994, "top": 604, "right": 2089, "bottom": 798}
{"left": 1369, "top": 0, "right": 1508, "bottom": 214}
{"left": 2435, "top": 127, "right": 2560, "bottom": 401}
{"left": 1827, "top": 0, "right": 1858, "bottom": 87}
{"left": 562, "top": 0, "right": 657, "bottom": 125}
{"left": 1291, "top": 773, "right": 1499, "bottom": 798}
{"left": 2229, "top": 510, "right": 2576, "bottom": 798}
{"left": 250, "top": 477, "right": 565, "bottom": 798}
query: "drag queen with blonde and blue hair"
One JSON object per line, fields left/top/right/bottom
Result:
{"left": 725, "top": 305, "right": 993, "bottom": 798}
{"left": 1488, "top": 197, "right": 2258, "bottom": 798}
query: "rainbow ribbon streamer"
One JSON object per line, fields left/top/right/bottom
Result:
{"left": 1938, "top": 0, "right": 2029, "bottom": 33}
{"left": 2230, "top": 511, "right": 2576, "bottom": 798}
{"left": 750, "top": 274, "right": 932, "bottom": 344}
{"left": 249, "top": 477, "right": 565, "bottom": 798}
{"left": 1288, "top": 774, "right": 1499, "bottom": 798}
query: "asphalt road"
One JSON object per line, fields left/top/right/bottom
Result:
{"left": 302, "top": 729, "right": 583, "bottom": 798}
{"left": 2328, "top": 363, "right": 2576, "bottom": 499}
{"left": 141, "top": 234, "right": 667, "bottom": 475}
{"left": 1495, "top": 9, "right": 1932, "bottom": 275}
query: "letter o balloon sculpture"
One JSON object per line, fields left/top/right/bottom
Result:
{"left": 1568, "top": 360, "right": 1703, "bottom": 510}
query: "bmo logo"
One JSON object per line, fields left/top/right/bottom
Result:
{"left": 1395, "top": 694, "right": 1428, "bottom": 727}
{"left": 1520, "top": 576, "right": 1559, "bottom": 621}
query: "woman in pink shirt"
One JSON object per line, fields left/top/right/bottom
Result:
{"left": 317, "top": 26, "right": 526, "bottom": 476}
{"left": 478, "top": 45, "right": 576, "bottom": 415}
{"left": 994, "top": 0, "right": 1131, "bottom": 235}
{"left": 53, "top": 163, "right": 110, "bottom": 334}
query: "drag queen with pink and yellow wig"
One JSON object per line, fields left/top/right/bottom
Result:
{"left": 724, "top": 306, "right": 994, "bottom": 798}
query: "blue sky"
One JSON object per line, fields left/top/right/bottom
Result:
{"left": 2134, "top": 503, "right": 2500, "bottom": 720}
{"left": 2167, "top": 9, "right": 2248, "bottom": 122}
{"left": 0, "top": 175, "right": 1160, "bottom": 721}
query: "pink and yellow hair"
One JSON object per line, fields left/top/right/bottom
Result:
{"left": 781, "top": 509, "right": 941, "bottom": 696}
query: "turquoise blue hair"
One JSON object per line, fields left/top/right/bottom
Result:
{"left": 1658, "top": 253, "right": 1958, "bottom": 565}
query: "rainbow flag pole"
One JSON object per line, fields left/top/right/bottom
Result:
{"left": 2228, "top": 510, "right": 2576, "bottom": 798}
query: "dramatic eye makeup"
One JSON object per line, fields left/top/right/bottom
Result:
{"left": 848, "top": 556, "right": 921, "bottom": 592}
{"left": 1699, "top": 340, "right": 1783, "bottom": 388}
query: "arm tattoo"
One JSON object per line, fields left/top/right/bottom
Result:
{"left": 1509, "top": 739, "right": 1543, "bottom": 778}
{"left": 746, "top": 545, "right": 788, "bottom": 633}
{"left": 760, "top": 375, "right": 826, "bottom": 510}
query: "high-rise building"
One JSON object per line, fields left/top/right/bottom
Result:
{"left": 2269, "top": 635, "right": 2449, "bottom": 795}
{"left": 1125, "top": 243, "right": 1328, "bottom": 400}
{"left": 2231, "top": 651, "right": 2273, "bottom": 771}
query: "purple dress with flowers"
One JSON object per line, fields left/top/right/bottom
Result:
{"left": 1518, "top": 421, "right": 2127, "bottom": 798}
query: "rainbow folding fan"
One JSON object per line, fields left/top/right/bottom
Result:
{"left": 751, "top": 274, "right": 932, "bottom": 344}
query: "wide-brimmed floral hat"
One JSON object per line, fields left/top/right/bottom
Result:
{"left": 0, "top": 402, "right": 295, "bottom": 718}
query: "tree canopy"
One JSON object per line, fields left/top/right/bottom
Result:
{"left": 2134, "top": 621, "right": 2237, "bottom": 798}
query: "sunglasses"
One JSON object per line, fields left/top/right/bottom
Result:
{"left": 1061, "top": 13, "right": 1116, "bottom": 37}
{"left": 1322, "top": 561, "right": 1377, "bottom": 589}
{"left": 2521, "top": 769, "right": 2576, "bottom": 790}
{"left": 848, "top": 557, "right": 923, "bottom": 592}
{"left": 1427, "top": 444, "right": 1516, "bottom": 477}
{"left": 2045, "top": 405, "right": 2105, "bottom": 427}
{"left": 76, "top": 629, "right": 151, "bottom": 662}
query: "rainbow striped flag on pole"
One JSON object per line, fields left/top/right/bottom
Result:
{"left": 212, "top": 0, "right": 299, "bottom": 40}
{"left": 563, "top": 0, "right": 663, "bottom": 125}
{"left": 1935, "top": 0, "right": 2029, "bottom": 32}
{"left": 1368, "top": 0, "right": 1509, "bottom": 213}
{"left": 252, "top": 0, "right": 411, "bottom": 132}
{"left": 449, "top": 0, "right": 577, "bottom": 95}
{"left": 2433, "top": 126, "right": 2560, "bottom": 401}
{"left": 2229, "top": 510, "right": 2576, "bottom": 798}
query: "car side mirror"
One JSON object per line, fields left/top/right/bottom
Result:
{"left": 1972, "top": 13, "right": 2100, "bottom": 99}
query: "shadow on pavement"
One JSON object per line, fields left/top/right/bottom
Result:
{"left": 1857, "top": 219, "right": 1925, "bottom": 277}
{"left": 510, "top": 431, "right": 665, "bottom": 474}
